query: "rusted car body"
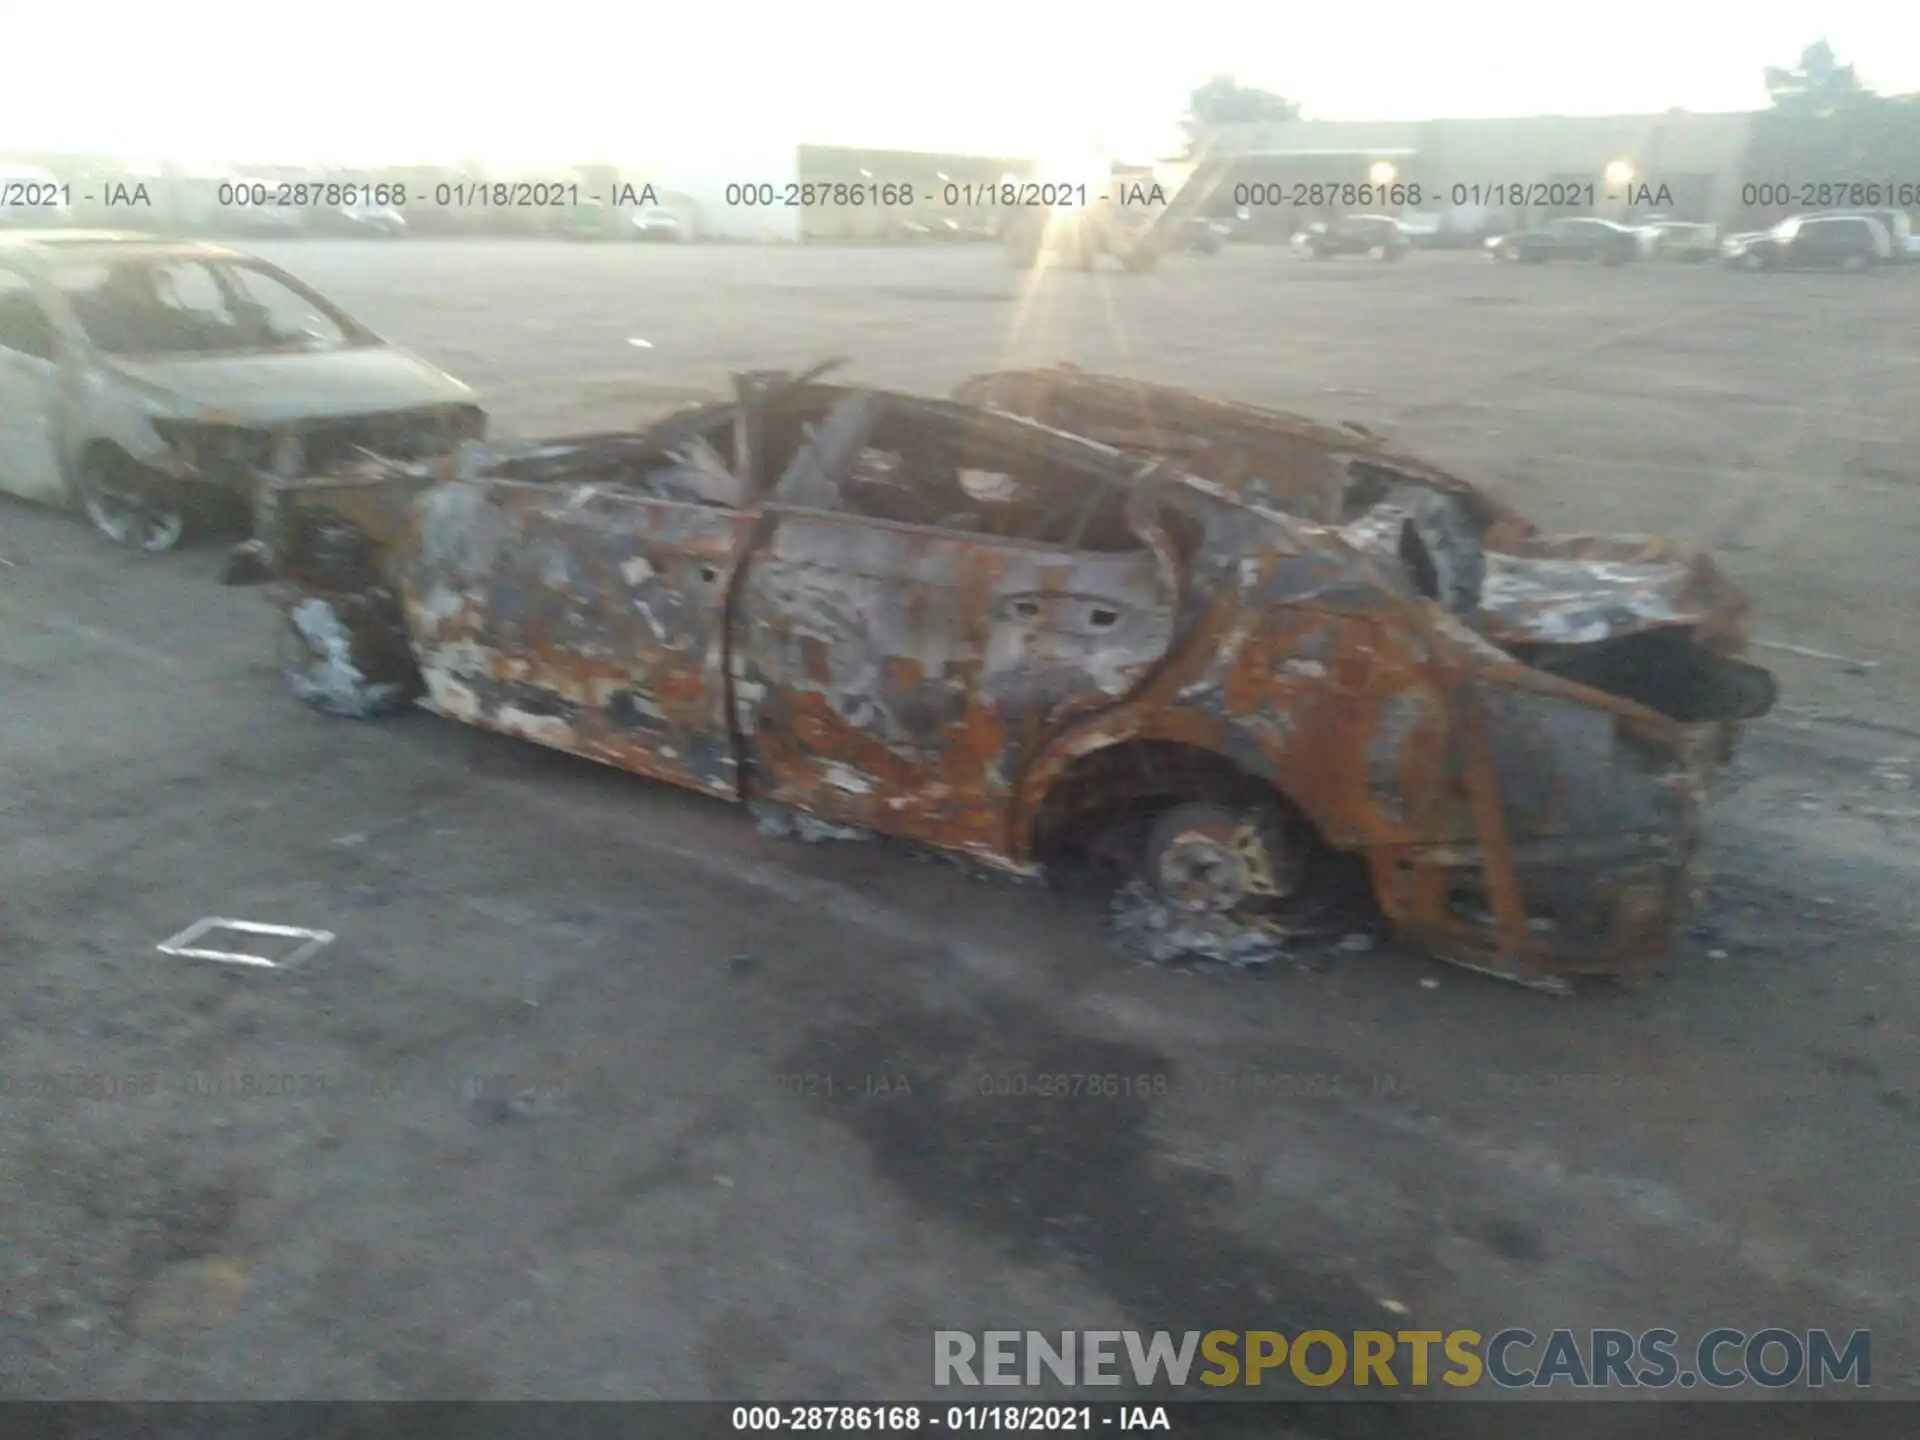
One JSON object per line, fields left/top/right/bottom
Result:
{"left": 250, "top": 364, "right": 1774, "bottom": 991}
{"left": 954, "top": 366, "right": 1775, "bottom": 977}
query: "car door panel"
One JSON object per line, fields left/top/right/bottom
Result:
{"left": 0, "top": 270, "right": 68, "bottom": 503}
{"left": 398, "top": 477, "right": 752, "bottom": 797}
{"left": 0, "top": 351, "right": 65, "bottom": 502}
{"left": 732, "top": 508, "right": 1176, "bottom": 858}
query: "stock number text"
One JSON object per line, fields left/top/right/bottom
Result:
{"left": 1742, "top": 181, "right": 1918, "bottom": 209}
{"left": 1235, "top": 182, "right": 1423, "bottom": 208}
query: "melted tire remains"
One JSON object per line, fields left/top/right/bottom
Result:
{"left": 279, "top": 596, "right": 413, "bottom": 719}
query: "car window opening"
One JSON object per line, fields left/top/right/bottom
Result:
{"left": 829, "top": 407, "right": 1146, "bottom": 552}
{"left": 57, "top": 258, "right": 359, "bottom": 359}
{"left": 484, "top": 394, "right": 841, "bottom": 510}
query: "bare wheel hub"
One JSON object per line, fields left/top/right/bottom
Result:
{"left": 1146, "top": 801, "right": 1301, "bottom": 913}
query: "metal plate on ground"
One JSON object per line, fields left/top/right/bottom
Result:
{"left": 156, "top": 917, "right": 336, "bottom": 971}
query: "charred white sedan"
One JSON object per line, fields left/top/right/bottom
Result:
{"left": 0, "top": 231, "right": 482, "bottom": 551}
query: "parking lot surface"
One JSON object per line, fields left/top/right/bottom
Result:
{"left": 3, "top": 242, "right": 1917, "bottom": 1411}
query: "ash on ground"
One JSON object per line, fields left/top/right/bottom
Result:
{"left": 1109, "top": 863, "right": 1386, "bottom": 970}
{"left": 750, "top": 801, "right": 873, "bottom": 844}
{"left": 1109, "top": 879, "right": 1294, "bottom": 967}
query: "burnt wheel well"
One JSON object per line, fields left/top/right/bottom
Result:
{"left": 1030, "top": 740, "right": 1316, "bottom": 867}
{"left": 79, "top": 440, "right": 244, "bottom": 531}
{"left": 1031, "top": 739, "right": 1380, "bottom": 926}
{"left": 278, "top": 507, "right": 385, "bottom": 593}
{"left": 79, "top": 439, "right": 153, "bottom": 487}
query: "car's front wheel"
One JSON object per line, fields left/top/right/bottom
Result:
{"left": 79, "top": 448, "right": 187, "bottom": 553}
{"left": 1143, "top": 800, "right": 1305, "bottom": 914}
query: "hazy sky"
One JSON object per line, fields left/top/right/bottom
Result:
{"left": 6, "top": 2, "right": 1916, "bottom": 167}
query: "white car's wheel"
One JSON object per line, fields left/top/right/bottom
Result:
{"left": 80, "top": 450, "right": 187, "bottom": 553}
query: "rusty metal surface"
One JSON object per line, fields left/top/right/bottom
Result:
{"left": 954, "top": 365, "right": 1520, "bottom": 529}
{"left": 957, "top": 365, "right": 1764, "bottom": 654}
{"left": 400, "top": 477, "right": 753, "bottom": 798}
{"left": 956, "top": 366, "right": 1752, "bottom": 645}
{"left": 255, "top": 365, "right": 1772, "bottom": 987}
{"left": 1480, "top": 532, "right": 1753, "bottom": 652}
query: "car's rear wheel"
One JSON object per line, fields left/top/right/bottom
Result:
{"left": 80, "top": 449, "right": 188, "bottom": 553}
{"left": 1840, "top": 253, "right": 1868, "bottom": 273}
{"left": 1143, "top": 800, "right": 1304, "bottom": 914}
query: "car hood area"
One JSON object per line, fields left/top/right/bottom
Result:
{"left": 1477, "top": 535, "right": 1747, "bottom": 649}
{"left": 102, "top": 345, "right": 474, "bottom": 427}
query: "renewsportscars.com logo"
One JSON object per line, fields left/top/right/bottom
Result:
{"left": 933, "top": 1328, "right": 1871, "bottom": 1390}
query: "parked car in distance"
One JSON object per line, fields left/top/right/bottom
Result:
{"left": 0, "top": 165, "right": 73, "bottom": 228}
{"left": 1289, "top": 214, "right": 1408, "bottom": 260}
{"left": 1394, "top": 212, "right": 1444, "bottom": 247}
{"left": 559, "top": 199, "right": 616, "bottom": 240}
{"left": 1721, "top": 213, "right": 1892, "bottom": 271}
{"left": 630, "top": 208, "right": 686, "bottom": 242}
{"left": 0, "top": 231, "right": 483, "bottom": 551}
{"left": 1184, "top": 217, "right": 1231, "bottom": 254}
{"left": 1485, "top": 216, "right": 1641, "bottom": 265}
{"left": 324, "top": 200, "right": 408, "bottom": 238}
{"left": 1635, "top": 219, "right": 1719, "bottom": 262}
{"left": 1829, "top": 208, "right": 1913, "bottom": 259}
{"left": 220, "top": 199, "right": 307, "bottom": 237}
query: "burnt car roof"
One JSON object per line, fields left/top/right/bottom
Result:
{"left": 952, "top": 364, "right": 1521, "bottom": 532}
{"left": 952, "top": 363, "right": 1768, "bottom": 670}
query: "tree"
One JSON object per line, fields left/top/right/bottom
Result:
{"left": 1764, "top": 40, "right": 1870, "bottom": 116}
{"left": 1182, "top": 76, "right": 1300, "bottom": 152}
{"left": 1740, "top": 40, "right": 1920, "bottom": 230}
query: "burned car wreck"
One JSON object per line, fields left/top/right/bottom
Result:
{"left": 241, "top": 361, "right": 1775, "bottom": 991}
